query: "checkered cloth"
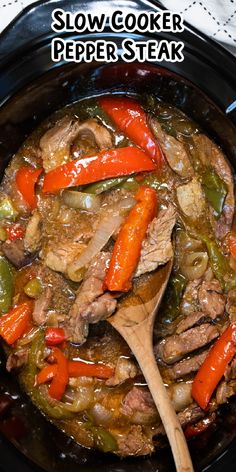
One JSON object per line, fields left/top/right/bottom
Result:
{"left": 0, "top": 0, "right": 235, "bottom": 55}
{"left": 160, "top": 0, "right": 236, "bottom": 55}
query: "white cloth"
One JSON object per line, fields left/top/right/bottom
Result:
{"left": 0, "top": 0, "right": 235, "bottom": 55}
{"left": 159, "top": 0, "right": 236, "bottom": 54}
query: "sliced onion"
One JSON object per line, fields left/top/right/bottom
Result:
{"left": 105, "top": 196, "right": 136, "bottom": 214}
{"left": 90, "top": 403, "right": 113, "bottom": 426}
{"left": 168, "top": 382, "right": 193, "bottom": 412}
{"left": 67, "top": 212, "right": 124, "bottom": 281}
{"left": 63, "top": 190, "right": 101, "bottom": 212}
{"left": 17, "top": 326, "right": 40, "bottom": 347}
{"left": 181, "top": 251, "right": 209, "bottom": 280}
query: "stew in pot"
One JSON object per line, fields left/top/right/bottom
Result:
{"left": 0, "top": 94, "right": 235, "bottom": 456}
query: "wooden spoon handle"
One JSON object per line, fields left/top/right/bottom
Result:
{"left": 126, "top": 326, "right": 194, "bottom": 472}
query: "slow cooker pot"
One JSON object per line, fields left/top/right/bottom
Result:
{"left": 0, "top": 1, "right": 236, "bottom": 470}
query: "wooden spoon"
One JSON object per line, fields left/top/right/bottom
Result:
{"left": 108, "top": 261, "right": 194, "bottom": 472}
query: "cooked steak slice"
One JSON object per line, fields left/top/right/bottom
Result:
{"left": 149, "top": 117, "right": 194, "bottom": 177}
{"left": 224, "top": 357, "right": 236, "bottom": 381}
{"left": 32, "top": 286, "right": 53, "bottom": 325}
{"left": 165, "top": 351, "right": 209, "bottom": 380}
{"left": 40, "top": 116, "right": 80, "bottom": 172}
{"left": 81, "top": 293, "right": 117, "bottom": 323}
{"left": 177, "top": 404, "right": 205, "bottom": 429}
{"left": 216, "top": 380, "right": 236, "bottom": 405}
{"left": 135, "top": 205, "right": 176, "bottom": 277}
{"left": 77, "top": 119, "right": 112, "bottom": 150}
{"left": 121, "top": 387, "right": 155, "bottom": 417}
{"left": 226, "top": 289, "right": 236, "bottom": 322}
{"left": 155, "top": 324, "right": 219, "bottom": 365}
{"left": 116, "top": 425, "right": 154, "bottom": 456}
{"left": 2, "top": 239, "right": 36, "bottom": 268}
{"left": 24, "top": 210, "right": 42, "bottom": 253}
{"left": 198, "top": 280, "right": 225, "bottom": 317}
{"left": 192, "top": 134, "right": 235, "bottom": 240}
{"left": 180, "top": 278, "right": 225, "bottom": 322}
{"left": 44, "top": 241, "right": 86, "bottom": 278}
{"left": 66, "top": 252, "right": 116, "bottom": 344}
{"left": 154, "top": 404, "right": 204, "bottom": 436}
{"left": 176, "top": 312, "right": 209, "bottom": 334}
{"left": 106, "top": 357, "right": 138, "bottom": 387}
{"left": 6, "top": 348, "right": 28, "bottom": 371}
{"left": 176, "top": 177, "right": 205, "bottom": 220}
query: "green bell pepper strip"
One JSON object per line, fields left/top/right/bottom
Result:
{"left": 201, "top": 168, "right": 227, "bottom": 218}
{"left": 84, "top": 177, "right": 128, "bottom": 194}
{"left": 0, "top": 227, "right": 7, "bottom": 241}
{"left": 26, "top": 333, "right": 74, "bottom": 419}
{"left": 0, "top": 256, "right": 14, "bottom": 315}
{"left": 121, "top": 173, "right": 160, "bottom": 192}
{"left": 90, "top": 426, "right": 117, "bottom": 452}
{"left": 0, "top": 198, "right": 18, "bottom": 221}
{"left": 199, "top": 235, "right": 236, "bottom": 292}
{"left": 24, "top": 278, "right": 42, "bottom": 299}
{"left": 161, "top": 273, "right": 187, "bottom": 323}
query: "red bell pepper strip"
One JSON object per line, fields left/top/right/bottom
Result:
{"left": 45, "top": 327, "right": 66, "bottom": 346}
{"left": 228, "top": 232, "right": 236, "bottom": 260}
{"left": 0, "top": 301, "right": 33, "bottom": 345}
{"left": 68, "top": 361, "right": 114, "bottom": 379}
{"left": 37, "top": 364, "right": 58, "bottom": 385}
{"left": 104, "top": 186, "right": 157, "bottom": 292}
{"left": 184, "top": 414, "right": 215, "bottom": 439}
{"left": 16, "top": 166, "right": 42, "bottom": 210}
{"left": 48, "top": 347, "right": 69, "bottom": 401}
{"left": 192, "top": 323, "right": 236, "bottom": 410}
{"left": 37, "top": 360, "right": 114, "bottom": 384}
{"left": 99, "top": 96, "right": 163, "bottom": 166}
{"left": 42, "top": 147, "right": 155, "bottom": 193}
{"left": 5, "top": 224, "right": 25, "bottom": 241}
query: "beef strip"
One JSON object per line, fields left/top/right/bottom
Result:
{"left": 153, "top": 404, "right": 205, "bottom": 436}
{"left": 176, "top": 177, "right": 206, "bottom": 220}
{"left": 177, "top": 404, "right": 205, "bottom": 429}
{"left": 176, "top": 279, "right": 225, "bottom": 334}
{"left": 116, "top": 425, "right": 154, "bottom": 456}
{"left": 40, "top": 116, "right": 81, "bottom": 172}
{"left": 177, "top": 278, "right": 225, "bottom": 333}
{"left": 120, "top": 387, "right": 157, "bottom": 425}
{"left": 77, "top": 119, "right": 112, "bottom": 150}
{"left": 216, "top": 380, "right": 236, "bottom": 405}
{"left": 135, "top": 205, "right": 176, "bottom": 277}
{"left": 155, "top": 323, "right": 219, "bottom": 365}
{"left": 44, "top": 240, "right": 87, "bottom": 279}
{"left": 106, "top": 357, "right": 138, "bottom": 387}
{"left": 198, "top": 280, "right": 225, "bottom": 317}
{"left": 226, "top": 289, "right": 236, "bottom": 321}
{"left": 224, "top": 358, "right": 236, "bottom": 381}
{"left": 165, "top": 351, "right": 209, "bottom": 380}
{"left": 32, "top": 286, "right": 53, "bottom": 325}
{"left": 24, "top": 210, "right": 42, "bottom": 253}
{"left": 192, "top": 134, "right": 235, "bottom": 240}
{"left": 80, "top": 293, "right": 117, "bottom": 323}
{"left": 176, "top": 312, "right": 209, "bottom": 334}
{"left": 149, "top": 117, "right": 194, "bottom": 177}
{"left": 66, "top": 252, "right": 117, "bottom": 344}
{"left": 6, "top": 348, "right": 28, "bottom": 371}
{"left": 2, "top": 239, "right": 37, "bottom": 268}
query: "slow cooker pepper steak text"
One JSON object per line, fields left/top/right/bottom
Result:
{"left": 0, "top": 95, "right": 235, "bottom": 456}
